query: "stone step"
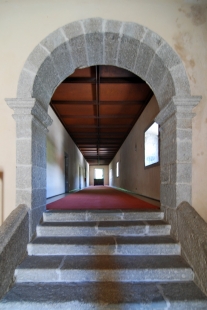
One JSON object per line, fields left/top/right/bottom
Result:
{"left": 1, "top": 282, "right": 207, "bottom": 310}
{"left": 43, "top": 210, "right": 164, "bottom": 222}
{"left": 37, "top": 220, "right": 171, "bottom": 237}
{"left": 15, "top": 255, "right": 193, "bottom": 283}
{"left": 28, "top": 236, "right": 181, "bottom": 256}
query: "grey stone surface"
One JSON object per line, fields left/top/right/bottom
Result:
{"left": 40, "top": 28, "right": 67, "bottom": 54}
{"left": 30, "top": 204, "right": 46, "bottom": 238}
{"left": 17, "top": 69, "right": 36, "bottom": 98}
{"left": 134, "top": 43, "right": 155, "bottom": 80}
{"left": 142, "top": 29, "right": 164, "bottom": 52}
{"left": 118, "top": 35, "right": 140, "bottom": 71}
{"left": 103, "top": 20, "right": 122, "bottom": 65}
{"left": 104, "top": 19, "right": 123, "bottom": 34}
{"left": 16, "top": 166, "right": 32, "bottom": 190}
{"left": 176, "top": 202, "right": 207, "bottom": 295}
{"left": 62, "top": 20, "right": 84, "bottom": 40}
{"left": 16, "top": 139, "right": 32, "bottom": 165}
{"left": 123, "top": 22, "right": 146, "bottom": 41}
{"left": 160, "top": 165, "right": 170, "bottom": 184}
{"left": 81, "top": 18, "right": 105, "bottom": 66}
{"left": 0, "top": 205, "right": 29, "bottom": 299}
{"left": 170, "top": 63, "right": 190, "bottom": 96}
{"left": 145, "top": 54, "right": 167, "bottom": 93}
{"left": 83, "top": 17, "right": 103, "bottom": 34}
{"left": 33, "top": 56, "right": 60, "bottom": 100}
{"left": 37, "top": 220, "right": 171, "bottom": 237}
{"left": 170, "top": 163, "right": 192, "bottom": 184}
{"left": 1, "top": 282, "right": 207, "bottom": 310}
{"left": 32, "top": 75, "right": 51, "bottom": 109}
{"left": 177, "top": 141, "right": 192, "bottom": 162}
{"left": 155, "top": 70, "right": 175, "bottom": 108}
{"left": 85, "top": 33, "right": 104, "bottom": 66}
{"left": 6, "top": 98, "right": 50, "bottom": 238}
{"left": 104, "top": 32, "right": 120, "bottom": 65}
{"left": 51, "top": 42, "right": 75, "bottom": 82}
{"left": 15, "top": 255, "right": 193, "bottom": 283}
{"left": 2, "top": 208, "right": 207, "bottom": 307}
{"left": 43, "top": 210, "right": 164, "bottom": 222}
{"left": 164, "top": 206, "right": 178, "bottom": 241}
{"left": 68, "top": 35, "right": 88, "bottom": 68}
{"left": 156, "top": 42, "right": 181, "bottom": 70}
{"left": 28, "top": 235, "right": 180, "bottom": 256}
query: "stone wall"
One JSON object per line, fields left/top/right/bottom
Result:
{"left": 165, "top": 202, "right": 207, "bottom": 295}
{"left": 0, "top": 204, "right": 29, "bottom": 299}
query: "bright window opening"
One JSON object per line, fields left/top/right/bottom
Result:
{"left": 145, "top": 122, "right": 159, "bottom": 167}
{"left": 116, "top": 162, "right": 119, "bottom": 177}
{"left": 94, "top": 168, "right": 104, "bottom": 179}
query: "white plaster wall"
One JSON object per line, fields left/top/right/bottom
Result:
{"left": 109, "top": 96, "right": 160, "bottom": 200}
{"left": 0, "top": 0, "right": 206, "bottom": 222}
{"left": 47, "top": 107, "right": 89, "bottom": 198}
{"left": 89, "top": 166, "right": 109, "bottom": 186}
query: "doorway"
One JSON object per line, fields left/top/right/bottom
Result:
{"left": 64, "top": 153, "right": 69, "bottom": 193}
{"left": 94, "top": 168, "right": 104, "bottom": 186}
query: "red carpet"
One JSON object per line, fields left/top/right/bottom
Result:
{"left": 47, "top": 186, "right": 159, "bottom": 210}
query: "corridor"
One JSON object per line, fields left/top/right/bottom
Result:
{"left": 46, "top": 186, "right": 160, "bottom": 210}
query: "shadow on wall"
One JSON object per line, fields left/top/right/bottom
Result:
{"left": 0, "top": 170, "right": 3, "bottom": 225}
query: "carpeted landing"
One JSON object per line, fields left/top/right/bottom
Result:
{"left": 47, "top": 186, "right": 159, "bottom": 210}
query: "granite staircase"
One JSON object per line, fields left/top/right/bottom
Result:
{"left": 1, "top": 209, "right": 207, "bottom": 309}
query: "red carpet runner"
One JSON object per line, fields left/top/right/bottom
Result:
{"left": 47, "top": 186, "right": 159, "bottom": 210}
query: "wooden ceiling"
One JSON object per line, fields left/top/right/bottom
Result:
{"left": 51, "top": 65, "right": 153, "bottom": 165}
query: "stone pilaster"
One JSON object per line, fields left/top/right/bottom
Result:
{"left": 155, "top": 96, "right": 201, "bottom": 209}
{"left": 6, "top": 98, "right": 52, "bottom": 238}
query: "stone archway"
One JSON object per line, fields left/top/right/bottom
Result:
{"left": 6, "top": 18, "right": 200, "bottom": 238}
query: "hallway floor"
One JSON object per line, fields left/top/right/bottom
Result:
{"left": 47, "top": 186, "right": 160, "bottom": 210}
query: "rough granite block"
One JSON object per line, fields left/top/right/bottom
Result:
{"left": 104, "top": 32, "right": 120, "bottom": 65}
{"left": 123, "top": 22, "right": 146, "bottom": 41}
{"left": 32, "top": 75, "right": 51, "bottom": 109}
{"left": 51, "top": 42, "right": 75, "bottom": 82}
{"left": 16, "top": 166, "right": 32, "bottom": 190}
{"left": 22, "top": 44, "right": 49, "bottom": 74}
{"left": 118, "top": 35, "right": 139, "bottom": 71}
{"left": 134, "top": 43, "right": 155, "bottom": 80}
{"left": 16, "top": 139, "right": 32, "bottom": 165}
{"left": 83, "top": 18, "right": 103, "bottom": 34}
{"left": 156, "top": 42, "right": 181, "bottom": 69}
{"left": 40, "top": 28, "right": 66, "bottom": 53}
{"left": 170, "top": 63, "right": 191, "bottom": 96}
{"left": 142, "top": 29, "right": 164, "bottom": 52}
{"left": 69, "top": 35, "right": 88, "bottom": 68}
{"left": 17, "top": 69, "right": 36, "bottom": 98}
{"left": 170, "top": 163, "right": 192, "bottom": 184}
{"left": 0, "top": 205, "right": 29, "bottom": 299}
{"left": 164, "top": 206, "right": 178, "bottom": 241}
{"left": 177, "top": 202, "right": 207, "bottom": 295}
{"left": 33, "top": 56, "right": 60, "bottom": 99}
{"left": 155, "top": 69, "right": 175, "bottom": 108}
{"left": 177, "top": 141, "right": 192, "bottom": 162}
{"left": 145, "top": 54, "right": 167, "bottom": 93}
{"left": 104, "top": 19, "right": 123, "bottom": 33}
{"left": 85, "top": 33, "right": 104, "bottom": 66}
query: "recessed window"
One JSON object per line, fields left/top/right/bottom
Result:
{"left": 116, "top": 162, "right": 119, "bottom": 177}
{"left": 144, "top": 122, "right": 159, "bottom": 167}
